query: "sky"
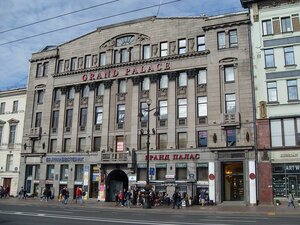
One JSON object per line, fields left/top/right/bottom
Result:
{"left": 0, "top": 0, "right": 243, "bottom": 91}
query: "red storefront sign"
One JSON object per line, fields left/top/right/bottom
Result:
{"left": 145, "top": 153, "right": 200, "bottom": 161}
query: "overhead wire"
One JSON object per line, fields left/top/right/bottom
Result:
{"left": 0, "top": 0, "right": 181, "bottom": 46}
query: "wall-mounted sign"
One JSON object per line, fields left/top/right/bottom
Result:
{"left": 46, "top": 156, "right": 84, "bottom": 163}
{"left": 145, "top": 153, "right": 200, "bottom": 161}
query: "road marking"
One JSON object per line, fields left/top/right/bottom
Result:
{"left": 36, "top": 210, "right": 74, "bottom": 214}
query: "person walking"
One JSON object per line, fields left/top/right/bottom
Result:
{"left": 75, "top": 187, "right": 83, "bottom": 204}
{"left": 172, "top": 191, "right": 179, "bottom": 209}
{"left": 118, "top": 191, "right": 124, "bottom": 206}
{"left": 199, "top": 189, "right": 206, "bottom": 206}
{"left": 41, "top": 188, "right": 47, "bottom": 202}
{"left": 125, "top": 190, "right": 132, "bottom": 208}
{"left": 288, "top": 191, "right": 295, "bottom": 208}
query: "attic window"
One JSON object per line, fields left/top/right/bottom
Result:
{"left": 116, "top": 36, "right": 135, "bottom": 47}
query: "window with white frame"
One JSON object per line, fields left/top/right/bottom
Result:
{"left": 99, "top": 52, "right": 106, "bottom": 66}
{"left": 178, "top": 98, "right": 187, "bottom": 118}
{"left": 198, "top": 69, "right": 207, "bottom": 85}
{"left": 67, "top": 87, "right": 75, "bottom": 100}
{"left": 12, "top": 100, "right": 18, "bottom": 113}
{"left": 159, "top": 100, "right": 168, "bottom": 120}
{"left": 97, "top": 83, "right": 104, "bottom": 96}
{"left": 81, "top": 85, "right": 89, "bottom": 98}
{"left": 197, "top": 35, "right": 205, "bottom": 51}
{"left": 267, "top": 81, "right": 278, "bottom": 102}
{"left": 120, "top": 48, "right": 127, "bottom": 63}
{"left": 117, "top": 104, "right": 125, "bottom": 124}
{"left": 9, "top": 125, "right": 16, "bottom": 145}
{"left": 160, "top": 42, "right": 168, "bottom": 57}
{"left": 0, "top": 126, "right": 3, "bottom": 145}
{"left": 0, "top": 102, "right": 5, "bottom": 114}
{"left": 142, "top": 77, "right": 150, "bottom": 91}
{"left": 85, "top": 55, "right": 91, "bottom": 68}
{"left": 217, "top": 32, "right": 226, "bottom": 49}
{"left": 159, "top": 74, "right": 168, "bottom": 89}
{"left": 225, "top": 94, "right": 236, "bottom": 113}
{"left": 284, "top": 46, "right": 295, "bottom": 66}
{"left": 118, "top": 79, "right": 126, "bottom": 93}
{"left": 281, "top": 17, "right": 292, "bottom": 32}
{"left": 57, "top": 60, "right": 64, "bottom": 73}
{"left": 143, "top": 45, "right": 150, "bottom": 59}
{"left": 224, "top": 66, "right": 235, "bottom": 82}
{"left": 262, "top": 19, "right": 273, "bottom": 35}
{"left": 287, "top": 80, "right": 298, "bottom": 101}
{"left": 178, "top": 72, "right": 187, "bottom": 87}
{"left": 71, "top": 57, "right": 77, "bottom": 71}
{"left": 264, "top": 49, "right": 275, "bottom": 68}
{"left": 229, "top": 30, "right": 238, "bottom": 47}
{"left": 178, "top": 39, "right": 186, "bottom": 54}
{"left": 198, "top": 96, "right": 207, "bottom": 117}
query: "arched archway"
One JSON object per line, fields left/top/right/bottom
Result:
{"left": 106, "top": 169, "right": 128, "bottom": 202}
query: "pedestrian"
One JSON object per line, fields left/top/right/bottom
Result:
{"left": 75, "top": 187, "right": 83, "bottom": 204}
{"left": 114, "top": 191, "right": 119, "bottom": 207}
{"left": 118, "top": 191, "right": 124, "bottom": 206}
{"left": 199, "top": 189, "right": 206, "bottom": 206}
{"left": 125, "top": 189, "right": 132, "bottom": 208}
{"left": 41, "top": 188, "right": 47, "bottom": 202}
{"left": 172, "top": 191, "right": 179, "bottom": 209}
{"left": 288, "top": 191, "right": 295, "bottom": 208}
{"left": 5, "top": 186, "right": 10, "bottom": 198}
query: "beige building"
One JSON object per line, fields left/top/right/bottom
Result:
{"left": 19, "top": 12, "right": 256, "bottom": 205}
{"left": 0, "top": 88, "right": 26, "bottom": 196}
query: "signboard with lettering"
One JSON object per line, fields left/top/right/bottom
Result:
{"left": 145, "top": 153, "right": 200, "bottom": 161}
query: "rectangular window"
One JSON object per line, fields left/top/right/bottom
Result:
{"left": 116, "top": 136, "right": 124, "bottom": 152}
{"left": 117, "top": 104, "right": 125, "bottom": 124}
{"left": 178, "top": 132, "right": 187, "bottom": 148}
{"left": 159, "top": 74, "right": 168, "bottom": 89}
{"left": 118, "top": 80, "right": 126, "bottom": 93}
{"left": 35, "top": 112, "right": 42, "bottom": 127}
{"left": 50, "top": 139, "right": 57, "bottom": 153}
{"left": 197, "top": 35, "right": 205, "bottom": 51}
{"left": 65, "top": 109, "right": 73, "bottom": 128}
{"left": 52, "top": 111, "right": 59, "bottom": 128}
{"left": 37, "top": 90, "right": 44, "bottom": 104}
{"left": 46, "top": 165, "right": 54, "bottom": 180}
{"left": 156, "top": 166, "right": 167, "bottom": 180}
{"left": 6, "top": 154, "right": 13, "bottom": 172}
{"left": 175, "top": 164, "right": 187, "bottom": 180}
{"left": 224, "top": 66, "right": 235, "bottom": 82}
{"left": 137, "top": 168, "right": 147, "bottom": 181}
{"left": 158, "top": 133, "right": 167, "bottom": 149}
{"left": 120, "top": 48, "right": 127, "bottom": 63}
{"left": 197, "top": 163, "right": 208, "bottom": 181}
{"left": 78, "top": 138, "right": 86, "bottom": 152}
{"left": 36, "top": 63, "right": 42, "bottom": 77}
{"left": 284, "top": 118, "right": 296, "bottom": 146}
{"left": 178, "top": 72, "right": 187, "bottom": 87}
{"left": 225, "top": 94, "right": 236, "bottom": 113}
{"left": 94, "top": 137, "right": 101, "bottom": 152}
{"left": 198, "top": 69, "right": 207, "bottom": 85}
{"left": 229, "top": 30, "right": 238, "bottom": 47}
{"left": 0, "top": 102, "right": 5, "bottom": 114}
{"left": 262, "top": 19, "right": 273, "bottom": 35}
{"left": 95, "top": 106, "right": 103, "bottom": 125}
{"left": 178, "top": 98, "right": 187, "bottom": 118}
{"left": 85, "top": 55, "right": 91, "bottom": 68}
{"left": 160, "top": 42, "right": 168, "bottom": 57}
{"left": 60, "top": 165, "right": 69, "bottom": 180}
{"left": 218, "top": 32, "right": 226, "bottom": 49}
{"left": 75, "top": 165, "right": 83, "bottom": 181}
{"left": 140, "top": 102, "right": 148, "bottom": 122}
{"left": 297, "top": 118, "right": 300, "bottom": 145}
{"left": 81, "top": 85, "right": 89, "bottom": 98}
{"left": 113, "top": 49, "right": 118, "bottom": 64}
{"left": 143, "top": 45, "right": 150, "bottom": 59}
{"left": 271, "top": 120, "right": 282, "bottom": 147}
{"left": 54, "top": 88, "right": 61, "bottom": 102}
{"left": 178, "top": 39, "right": 186, "bottom": 54}
{"left": 142, "top": 77, "right": 150, "bottom": 91}
{"left": 9, "top": 125, "right": 16, "bottom": 144}
{"left": 281, "top": 17, "right": 292, "bottom": 32}
{"left": 159, "top": 100, "right": 168, "bottom": 120}
{"left": 43, "top": 62, "right": 49, "bottom": 77}
{"left": 267, "top": 81, "right": 278, "bottom": 102}
{"left": 0, "top": 127, "right": 3, "bottom": 145}
{"left": 80, "top": 108, "right": 88, "bottom": 127}
{"left": 198, "top": 131, "right": 208, "bottom": 147}
{"left": 287, "top": 80, "right": 298, "bottom": 101}
{"left": 67, "top": 87, "right": 75, "bottom": 100}
{"left": 97, "top": 83, "right": 104, "bottom": 96}
{"left": 71, "top": 57, "right": 77, "bottom": 71}
{"left": 64, "top": 138, "right": 71, "bottom": 152}
{"left": 35, "top": 165, "right": 40, "bottom": 180}
{"left": 140, "top": 135, "right": 147, "bottom": 150}
{"left": 264, "top": 49, "right": 275, "bottom": 68}
{"left": 57, "top": 60, "right": 64, "bottom": 73}
{"left": 284, "top": 46, "right": 295, "bottom": 66}
{"left": 198, "top": 96, "right": 207, "bottom": 117}
{"left": 12, "top": 100, "right": 18, "bottom": 113}
{"left": 226, "top": 129, "right": 236, "bottom": 147}
{"left": 99, "top": 52, "right": 106, "bottom": 66}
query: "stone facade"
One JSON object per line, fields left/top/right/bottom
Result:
{"left": 19, "top": 13, "right": 256, "bottom": 204}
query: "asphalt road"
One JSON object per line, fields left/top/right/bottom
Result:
{"left": 0, "top": 201, "right": 300, "bottom": 225}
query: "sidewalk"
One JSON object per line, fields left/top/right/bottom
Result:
{"left": 1, "top": 197, "right": 299, "bottom": 216}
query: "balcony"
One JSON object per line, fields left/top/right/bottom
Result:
{"left": 221, "top": 113, "right": 240, "bottom": 127}
{"left": 101, "top": 152, "right": 132, "bottom": 163}
{"left": 29, "top": 127, "right": 42, "bottom": 139}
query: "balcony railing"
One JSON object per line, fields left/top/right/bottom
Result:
{"left": 29, "top": 127, "right": 42, "bottom": 139}
{"left": 221, "top": 113, "right": 240, "bottom": 127}
{"left": 101, "top": 152, "right": 129, "bottom": 162}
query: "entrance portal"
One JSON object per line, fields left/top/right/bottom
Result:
{"left": 222, "top": 162, "right": 244, "bottom": 201}
{"left": 106, "top": 169, "right": 128, "bottom": 202}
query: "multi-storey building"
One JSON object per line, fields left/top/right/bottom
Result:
{"left": 242, "top": 0, "right": 300, "bottom": 204}
{"left": 0, "top": 88, "right": 26, "bottom": 196}
{"left": 19, "top": 12, "right": 256, "bottom": 205}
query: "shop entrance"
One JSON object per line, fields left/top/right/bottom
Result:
{"left": 3, "top": 178, "right": 11, "bottom": 195}
{"left": 106, "top": 169, "right": 128, "bottom": 202}
{"left": 222, "top": 162, "right": 244, "bottom": 201}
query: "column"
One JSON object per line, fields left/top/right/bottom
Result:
{"left": 187, "top": 70, "right": 196, "bottom": 148}
{"left": 86, "top": 83, "right": 96, "bottom": 152}
{"left": 71, "top": 85, "right": 81, "bottom": 152}
{"left": 167, "top": 72, "right": 176, "bottom": 148}
{"left": 130, "top": 77, "right": 140, "bottom": 149}
{"left": 56, "top": 88, "right": 67, "bottom": 152}
{"left": 101, "top": 80, "right": 112, "bottom": 150}
{"left": 149, "top": 77, "right": 157, "bottom": 148}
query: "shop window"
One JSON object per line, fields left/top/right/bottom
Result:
{"left": 137, "top": 167, "right": 147, "bottom": 181}
{"left": 226, "top": 128, "right": 236, "bottom": 147}
{"left": 196, "top": 163, "right": 208, "bottom": 181}
{"left": 262, "top": 19, "right": 273, "bottom": 35}
{"left": 197, "top": 35, "right": 205, "bottom": 51}
{"left": 46, "top": 165, "right": 54, "bottom": 180}
{"left": 178, "top": 39, "right": 186, "bottom": 54}
{"left": 175, "top": 164, "right": 187, "bottom": 180}
{"left": 198, "top": 131, "right": 208, "bottom": 147}
{"left": 94, "top": 137, "right": 101, "bottom": 152}
{"left": 60, "top": 165, "right": 69, "bottom": 181}
{"left": 158, "top": 133, "right": 167, "bottom": 150}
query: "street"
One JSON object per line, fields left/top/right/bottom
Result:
{"left": 0, "top": 200, "right": 300, "bottom": 225}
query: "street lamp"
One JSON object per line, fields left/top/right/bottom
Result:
{"left": 138, "top": 98, "right": 158, "bottom": 209}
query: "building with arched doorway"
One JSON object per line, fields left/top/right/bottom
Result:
{"left": 19, "top": 12, "right": 256, "bottom": 205}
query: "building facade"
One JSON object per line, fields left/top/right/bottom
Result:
{"left": 0, "top": 88, "right": 26, "bottom": 196}
{"left": 242, "top": 0, "right": 300, "bottom": 204}
{"left": 19, "top": 13, "right": 256, "bottom": 205}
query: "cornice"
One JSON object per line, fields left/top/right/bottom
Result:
{"left": 30, "top": 54, "right": 58, "bottom": 63}
{"left": 202, "top": 19, "right": 250, "bottom": 31}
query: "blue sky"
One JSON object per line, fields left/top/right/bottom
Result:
{"left": 0, "top": 0, "right": 243, "bottom": 91}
